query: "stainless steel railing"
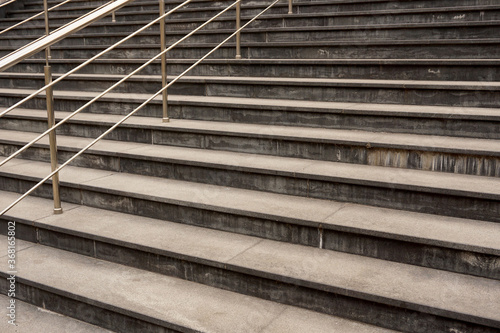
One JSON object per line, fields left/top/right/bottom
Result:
{"left": 0, "top": 0, "right": 74, "bottom": 37}
{"left": 0, "top": 0, "right": 293, "bottom": 217}
{"left": 0, "top": 0, "right": 133, "bottom": 70}
{"left": 0, "top": 0, "right": 17, "bottom": 9}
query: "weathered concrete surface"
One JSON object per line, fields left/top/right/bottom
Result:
{"left": 0, "top": 237, "right": 401, "bottom": 333}
{"left": 0, "top": 294, "right": 113, "bottom": 333}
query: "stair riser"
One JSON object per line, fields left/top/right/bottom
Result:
{"left": 1, "top": 76, "right": 498, "bottom": 107}
{"left": 2, "top": 95, "right": 498, "bottom": 140}
{"left": 285, "top": 9, "right": 500, "bottom": 26}
{"left": 4, "top": 5, "right": 291, "bottom": 24}
{"left": 1, "top": 248, "right": 497, "bottom": 333}
{"left": 7, "top": 42, "right": 498, "bottom": 59}
{"left": 0, "top": 278, "right": 184, "bottom": 332}
{"left": 15, "top": 0, "right": 295, "bottom": 17}
{"left": 1, "top": 123, "right": 499, "bottom": 177}
{"left": 0, "top": 219, "right": 498, "bottom": 333}
{"left": 6, "top": 8, "right": 500, "bottom": 37}
{"left": 1, "top": 147, "right": 499, "bottom": 223}
{"left": 1, "top": 213, "right": 498, "bottom": 289}
{"left": 21, "top": 0, "right": 274, "bottom": 11}
{"left": 7, "top": 60, "right": 500, "bottom": 82}
{"left": 23, "top": 0, "right": 111, "bottom": 10}
{"left": 21, "top": 0, "right": 500, "bottom": 11}
{"left": 10, "top": 0, "right": 500, "bottom": 21}
{"left": 4, "top": 25, "right": 499, "bottom": 47}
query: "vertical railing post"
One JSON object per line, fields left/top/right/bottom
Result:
{"left": 288, "top": 0, "right": 292, "bottom": 14}
{"left": 235, "top": 0, "right": 241, "bottom": 59}
{"left": 43, "top": 0, "right": 62, "bottom": 214}
{"left": 112, "top": 0, "right": 117, "bottom": 22}
{"left": 43, "top": 0, "right": 51, "bottom": 59}
{"left": 44, "top": 66, "right": 62, "bottom": 214}
{"left": 159, "top": 0, "right": 169, "bottom": 122}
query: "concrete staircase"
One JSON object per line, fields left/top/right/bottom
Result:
{"left": 0, "top": 0, "right": 499, "bottom": 332}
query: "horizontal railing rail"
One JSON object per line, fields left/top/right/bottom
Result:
{"left": 0, "top": 0, "right": 191, "bottom": 120}
{"left": 0, "top": 0, "right": 235, "bottom": 168}
{"left": 0, "top": 0, "right": 292, "bottom": 217}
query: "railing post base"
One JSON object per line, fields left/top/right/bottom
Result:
{"left": 162, "top": 117, "right": 170, "bottom": 123}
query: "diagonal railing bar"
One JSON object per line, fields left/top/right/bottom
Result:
{"left": 0, "top": 0, "right": 74, "bottom": 37}
{"left": 0, "top": 0, "right": 16, "bottom": 9}
{"left": 0, "top": 0, "right": 116, "bottom": 63}
{"left": 0, "top": 0, "right": 191, "bottom": 120}
{"left": 0, "top": 0, "right": 284, "bottom": 217}
{"left": 0, "top": 0, "right": 240, "bottom": 169}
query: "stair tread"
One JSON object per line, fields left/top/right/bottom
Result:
{"left": 0, "top": 294, "right": 112, "bottom": 332}
{"left": 2, "top": 88, "right": 499, "bottom": 120}
{"left": 2, "top": 38, "right": 498, "bottom": 52}
{"left": 0, "top": 236, "right": 399, "bottom": 333}
{"left": 4, "top": 108, "right": 500, "bottom": 156}
{"left": 7, "top": 4, "right": 500, "bottom": 30}
{"left": 10, "top": 58, "right": 500, "bottom": 65}
{"left": 8, "top": 2, "right": 500, "bottom": 19}
{"left": 2, "top": 72, "right": 499, "bottom": 90}
{"left": 0, "top": 157, "right": 499, "bottom": 255}
{"left": 5, "top": 148, "right": 499, "bottom": 200}
{"left": 0, "top": 195, "right": 499, "bottom": 327}
{"left": 5, "top": 20, "right": 500, "bottom": 36}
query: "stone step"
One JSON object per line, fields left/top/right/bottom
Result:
{"left": 0, "top": 236, "right": 402, "bottom": 333}
{"left": 1, "top": 143, "right": 499, "bottom": 223}
{"left": 1, "top": 72, "right": 499, "bottom": 108}
{"left": 4, "top": 21, "right": 500, "bottom": 48}
{"left": 1, "top": 186, "right": 499, "bottom": 281}
{"left": 1, "top": 1, "right": 310, "bottom": 25}
{"left": 5, "top": 58, "right": 500, "bottom": 82}
{"left": 2, "top": 89, "right": 499, "bottom": 140}
{"left": 12, "top": 0, "right": 500, "bottom": 20}
{"left": 2, "top": 39, "right": 497, "bottom": 59}
{"left": 1, "top": 109, "right": 499, "bottom": 176}
{"left": 5, "top": 5, "right": 500, "bottom": 37}
{"left": 0, "top": 194, "right": 499, "bottom": 332}
{"left": 6, "top": 4, "right": 500, "bottom": 35}
{"left": 0, "top": 294, "right": 113, "bottom": 332}
{"left": 21, "top": 0, "right": 500, "bottom": 11}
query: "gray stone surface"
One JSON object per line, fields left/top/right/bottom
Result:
{"left": 227, "top": 240, "right": 500, "bottom": 325}
{"left": 4, "top": 108, "right": 500, "bottom": 155}
{"left": 0, "top": 294, "right": 112, "bottom": 333}
{"left": 0, "top": 190, "right": 498, "bottom": 327}
{"left": 0, "top": 237, "right": 400, "bottom": 333}
{"left": 1, "top": 0, "right": 500, "bottom": 330}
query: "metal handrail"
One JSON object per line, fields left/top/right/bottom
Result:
{"left": 0, "top": 0, "right": 74, "bottom": 37}
{"left": 0, "top": 0, "right": 16, "bottom": 9}
{"left": 0, "top": 0, "right": 191, "bottom": 119}
{"left": 0, "top": 0, "right": 117, "bottom": 63}
{"left": 0, "top": 0, "right": 133, "bottom": 71}
{"left": 0, "top": 0, "right": 291, "bottom": 217}
{"left": 0, "top": 0, "right": 235, "bottom": 167}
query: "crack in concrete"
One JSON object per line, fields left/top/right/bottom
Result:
{"left": 322, "top": 202, "right": 350, "bottom": 223}
{"left": 225, "top": 238, "right": 265, "bottom": 264}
